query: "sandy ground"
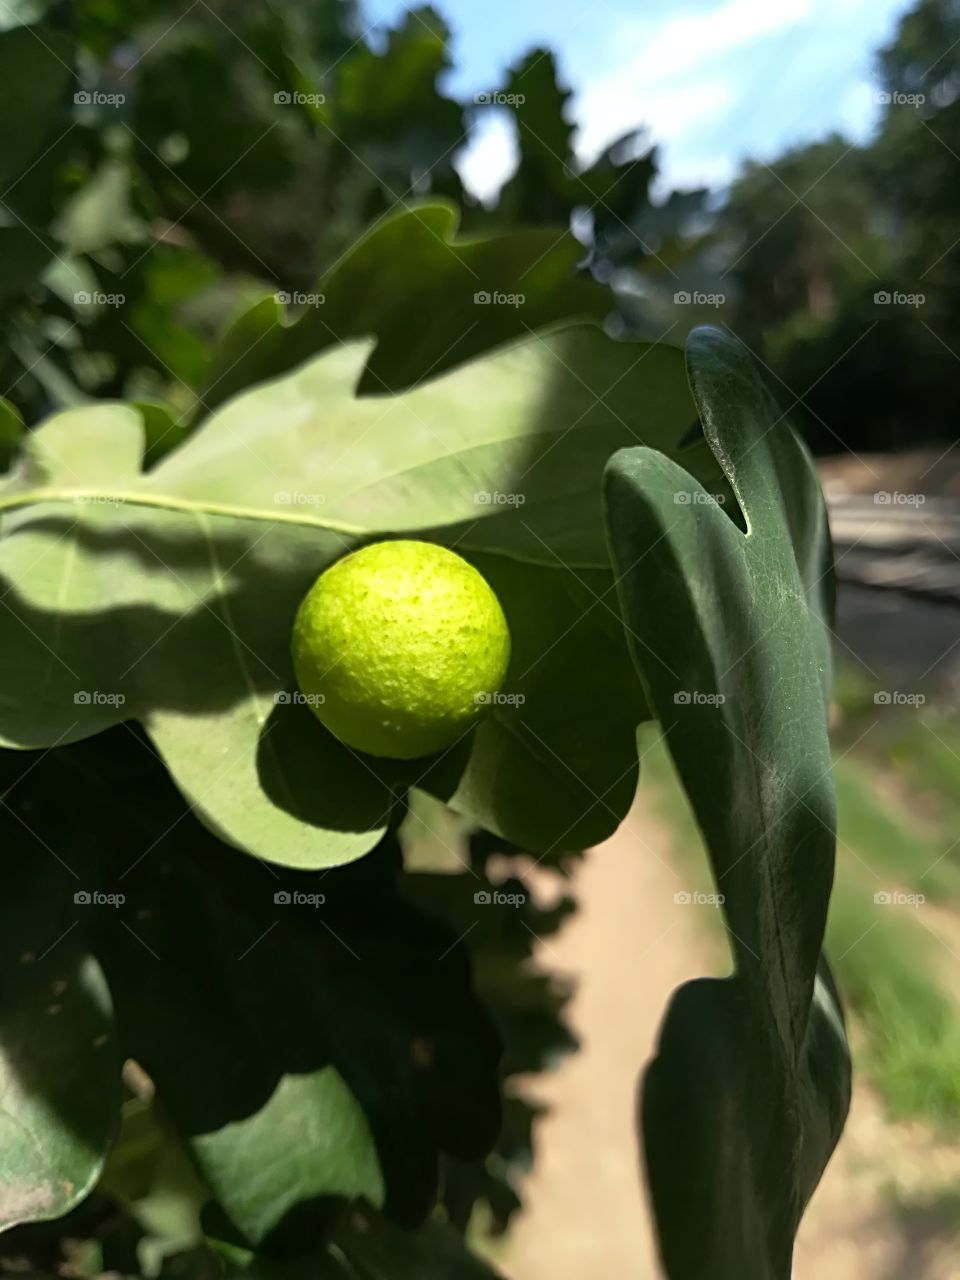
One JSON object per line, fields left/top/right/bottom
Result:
{"left": 504, "top": 789, "right": 960, "bottom": 1280}
{"left": 506, "top": 798, "right": 701, "bottom": 1279}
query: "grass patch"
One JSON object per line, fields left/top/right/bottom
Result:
{"left": 833, "top": 757, "right": 960, "bottom": 904}
{"left": 824, "top": 882, "right": 960, "bottom": 1125}
{"left": 637, "top": 727, "right": 960, "bottom": 1130}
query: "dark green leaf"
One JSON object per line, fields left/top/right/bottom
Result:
{"left": 226, "top": 1213, "right": 506, "bottom": 1279}
{"left": 199, "top": 202, "right": 608, "bottom": 413}
{"left": 604, "top": 326, "right": 850, "bottom": 1279}
{"left": 0, "top": 227, "right": 53, "bottom": 310}
{"left": 136, "top": 401, "right": 191, "bottom": 469}
{"left": 0, "top": 772, "right": 121, "bottom": 1231}
{"left": 0, "top": 730, "right": 501, "bottom": 1247}
{"left": 490, "top": 50, "right": 576, "bottom": 225}
{"left": 336, "top": 8, "right": 463, "bottom": 165}
{"left": 0, "top": 396, "right": 24, "bottom": 470}
{"left": 0, "top": 25, "right": 72, "bottom": 192}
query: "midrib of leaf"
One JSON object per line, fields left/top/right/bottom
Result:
{"left": 742, "top": 544, "right": 819, "bottom": 1065}
{"left": 692, "top": 499, "right": 821, "bottom": 1089}
{"left": 692, "top": 520, "right": 808, "bottom": 1070}
{"left": 736, "top": 688, "right": 801, "bottom": 1065}
{"left": 0, "top": 488, "right": 613, "bottom": 569}
{"left": 0, "top": 487, "right": 368, "bottom": 535}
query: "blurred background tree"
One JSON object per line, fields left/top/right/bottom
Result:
{"left": 3, "top": 0, "right": 960, "bottom": 454}
{"left": 0, "top": 0, "right": 693, "bottom": 426}
{"left": 715, "top": 0, "right": 960, "bottom": 454}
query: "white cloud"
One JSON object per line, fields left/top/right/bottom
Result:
{"left": 453, "top": 0, "right": 909, "bottom": 202}
{"left": 834, "top": 78, "right": 883, "bottom": 142}
{"left": 575, "top": 77, "right": 733, "bottom": 176}
{"left": 573, "top": 0, "right": 815, "bottom": 183}
{"left": 454, "top": 112, "right": 518, "bottom": 205}
{"left": 624, "top": 0, "right": 813, "bottom": 81}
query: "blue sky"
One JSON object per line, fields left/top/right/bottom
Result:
{"left": 360, "top": 0, "right": 916, "bottom": 199}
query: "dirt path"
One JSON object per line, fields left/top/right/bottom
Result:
{"left": 504, "top": 787, "right": 960, "bottom": 1279}
{"left": 506, "top": 795, "right": 709, "bottom": 1279}
{"left": 795, "top": 1078, "right": 960, "bottom": 1279}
